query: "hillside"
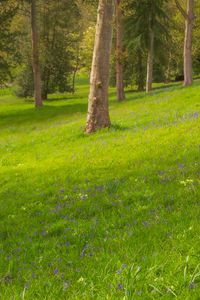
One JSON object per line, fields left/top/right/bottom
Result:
{"left": 0, "top": 81, "right": 200, "bottom": 299}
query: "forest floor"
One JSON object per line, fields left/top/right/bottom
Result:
{"left": 0, "top": 79, "right": 200, "bottom": 299}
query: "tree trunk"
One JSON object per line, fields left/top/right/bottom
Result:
{"left": 146, "top": 29, "right": 154, "bottom": 93}
{"left": 184, "top": 0, "right": 194, "bottom": 86}
{"left": 86, "top": 0, "right": 114, "bottom": 134}
{"left": 136, "top": 50, "right": 145, "bottom": 91}
{"left": 115, "top": 0, "right": 125, "bottom": 101}
{"left": 31, "top": 0, "right": 42, "bottom": 108}
{"left": 175, "top": 0, "right": 194, "bottom": 86}
{"left": 165, "top": 52, "right": 172, "bottom": 83}
{"left": 72, "top": 48, "right": 80, "bottom": 94}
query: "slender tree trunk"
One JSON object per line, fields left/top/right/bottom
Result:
{"left": 184, "top": 0, "right": 194, "bottom": 86}
{"left": 136, "top": 50, "right": 145, "bottom": 91}
{"left": 115, "top": 0, "right": 125, "bottom": 101}
{"left": 86, "top": 0, "right": 114, "bottom": 134}
{"left": 175, "top": 0, "right": 194, "bottom": 86}
{"left": 146, "top": 29, "right": 154, "bottom": 93}
{"left": 165, "top": 52, "right": 172, "bottom": 83}
{"left": 72, "top": 48, "right": 80, "bottom": 94}
{"left": 31, "top": 0, "right": 42, "bottom": 107}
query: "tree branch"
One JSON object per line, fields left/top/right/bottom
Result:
{"left": 175, "top": 0, "right": 188, "bottom": 19}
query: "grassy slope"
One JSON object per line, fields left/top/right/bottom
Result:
{"left": 0, "top": 80, "right": 200, "bottom": 299}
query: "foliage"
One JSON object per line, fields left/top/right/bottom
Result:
{"left": 0, "top": 0, "right": 19, "bottom": 85}
{"left": 122, "top": 0, "right": 170, "bottom": 89}
{"left": 14, "top": 0, "right": 80, "bottom": 99}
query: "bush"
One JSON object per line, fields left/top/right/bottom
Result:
{"left": 14, "top": 65, "right": 34, "bottom": 98}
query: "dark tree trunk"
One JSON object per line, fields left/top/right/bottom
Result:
{"left": 86, "top": 0, "right": 114, "bottom": 134}
{"left": 115, "top": 0, "right": 125, "bottom": 101}
{"left": 31, "top": 0, "right": 42, "bottom": 107}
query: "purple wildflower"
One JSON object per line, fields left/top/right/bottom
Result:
{"left": 189, "top": 281, "right": 195, "bottom": 289}
{"left": 54, "top": 268, "right": 59, "bottom": 275}
{"left": 117, "top": 283, "right": 122, "bottom": 290}
{"left": 143, "top": 220, "right": 148, "bottom": 227}
{"left": 122, "top": 264, "right": 127, "bottom": 269}
{"left": 193, "top": 112, "right": 199, "bottom": 118}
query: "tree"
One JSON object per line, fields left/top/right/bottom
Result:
{"left": 31, "top": 0, "right": 42, "bottom": 107}
{"left": 146, "top": 13, "right": 154, "bottom": 93}
{"left": 123, "top": 0, "right": 169, "bottom": 92}
{"left": 115, "top": 0, "right": 125, "bottom": 101}
{"left": 86, "top": 0, "right": 114, "bottom": 134}
{"left": 0, "top": 0, "right": 18, "bottom": 85}
{"left": 15, "top": 0, "right": 80, "bottom": 99}
{"left": 175, "top": 0, "right": 195, "bottom": 86}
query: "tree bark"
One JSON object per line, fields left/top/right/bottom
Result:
{"left": 115, "top": 0, "right": 125, "bottom": 101}
{"left": 146, "top": 29, "right": 154, "bottom": 93}
{"left": 31, "top": 0, "right": 42, "bottom": 107}
{"left": 86, "top": 0, "right": 114, "bottom": 134}
{"left": 136, "top": 49, "right": 145, "bottom": 91}
{"left": 175, "top": 0, "right": 194, "bottom": 86}
{"left": 184, "top": 0, "right": 194, "bottom": 86}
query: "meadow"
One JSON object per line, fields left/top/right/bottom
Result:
{"left": 0, "top": 79, "right": 200, "bottom": 299}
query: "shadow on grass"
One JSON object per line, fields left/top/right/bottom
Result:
{"left": 110, "top": 123, "right": 130, "bottom": 131}
{"left": 0, "top": 102, "right": 88, "bottom": 129}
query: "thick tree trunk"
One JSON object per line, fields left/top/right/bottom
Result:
{"left": 115, "top": 0, "right": 125, "bottom": 102}
{"left": 175, "top": 0, "right": 194, "bottom": 87}
{"left": 86, "top": 0, "right": 114, "bottom": 134}
{"left": 31, "top": 0, "right": 42, "bottom": 108}
{"left": 146, "top": 29, "right": 154, "bottom": 93}
{"left": 184, "top": 0, "right": 194, "bottom": 86}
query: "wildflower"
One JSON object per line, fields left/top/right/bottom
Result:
{"left": 189, "top": 281, "right": 195, "bottom": 289}
{"left": 64, "top": 281, "right": 69, "bottom": 290}
{"left": 178, "top": 163, "right": 185, "bottom": 170}
{"left": 54, "top": 269, "right": 59, "bottom": 275}
{"left": 117, "top": 283, "right": 122, "bottom": 290}
{"left": 80, "top": 244, "right": 89, "bottom": 257}
{"left": 24, "top": 284, "right": 29, "bottom": 289}
{"left": 116, "top": 270, "right": 121, "bottom": 275}
{"left": 143, "top": 220, "right": 148, "bottom": 227}
{"left": 193, "top": 112, "right": 199, "bottom": 118}
{"left": 137, "top": 290, "right": 142, "bottom": 296}
{"left": 122, "top": 264, "right": 127, "bottom": 269}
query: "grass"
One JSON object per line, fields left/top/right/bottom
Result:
{"left": 0, "top": 78, "right": 200, "bottom": 299}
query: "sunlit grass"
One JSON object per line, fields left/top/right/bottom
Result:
{"left": 0, "top": 79, "right": 200, "bottom": 299}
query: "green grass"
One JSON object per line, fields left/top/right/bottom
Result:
{"left": 0, "top": 80, "right": 200, "bottom": 299}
